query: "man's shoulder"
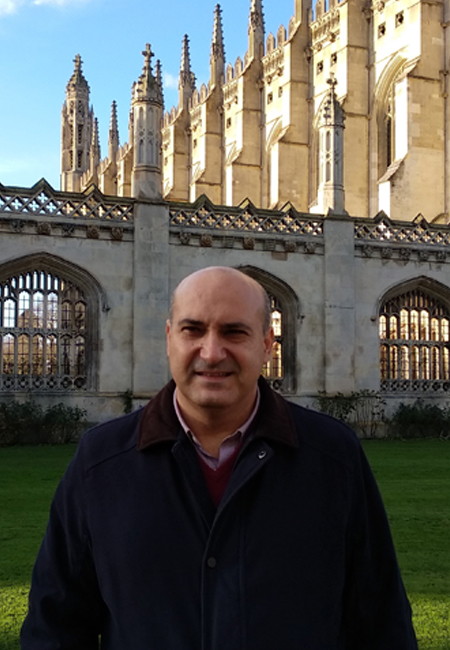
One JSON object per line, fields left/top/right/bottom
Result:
{"left": 77, "top": 408, "right": 144, "bottom": 470}
{"left": 286, "top": 400, "right": 362, "bottom": 469}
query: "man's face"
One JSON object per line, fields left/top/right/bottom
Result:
{"left": 166, "top": 268, "right": 273, "bottom": 420}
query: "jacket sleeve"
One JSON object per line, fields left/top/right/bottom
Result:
{"left": 21, "top": 440, "right": 105, "bottom": 650}
{"left": 342, "top": 443, "right": 418, "bottom": 649}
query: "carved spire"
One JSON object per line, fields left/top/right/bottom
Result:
{"left": 210, "top": 4, "right": 225, "bottom": 88}
{"left": 248, "top": 0, "right": 265, "bottom": 59}
{"left": 317, "top": 76, "right": 347, "bottom": 215}
{"left": 131, "top": 44, "right": 163, "bottom": 199}
{"left": 155, "top": 59, "right": 164, "bottom": 108}
{"left": 89, "top": 117, "right": 100, "bottom": 181}
{"left": 132, "top": 43, "right": 163, "bottom": 106}
{"left": 108, "top": 101, "right": 119, "bottom": 162}
{"left": 66, "top": 54, "right": 89, "bottom": 95}
{"left": 61, "top": 54, "right": 92, "bottom": 191}
{"left": 179, "top": 35, "right": 195, "bottom": 110}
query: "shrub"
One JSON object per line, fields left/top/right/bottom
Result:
{"left": 316, "top": 390, "right": 386, "bottom": 437}
{"left": 389, "top": 399, "right": 450, "bottom": 439}
{"left": 352, "top": 390, "right": 386, "bottom": 438}
{"left": 0, "top": 400, "right": 87, "bottom": 446}
{"left": 316, "top": 392, "right": 356, "bottom": 424}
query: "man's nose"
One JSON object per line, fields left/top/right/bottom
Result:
{"left": 199, "top": 332, "right": 227, "bottom": 363}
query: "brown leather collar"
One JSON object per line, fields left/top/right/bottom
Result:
{"left": 137, "top": 377, "right": 298, "bottom": 451}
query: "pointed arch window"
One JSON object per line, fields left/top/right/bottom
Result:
{"left": 0, "top": 267, "right": 94, "bottom": 391}
{"left": 379, "top": 287, "right": 450, "bottom": 392}
{"left": 262, "top": 298, "right": 284, "bottom": 385}
{"left": 239, "top": 266, "right": 298, "bottom": 394}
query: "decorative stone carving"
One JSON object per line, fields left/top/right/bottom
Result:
{"left": 436, "top": 250, "right": 447, "bottom": 262}
{"left": 62, "top": 224, "right": 75, "bottom": 237}
{"left": 284, "top": 240, "right": 296, "bottom": 253}
{"left": 304, "top": 241, "right": 317, "bottom": 254}
{"left": 179, "top": 232, "right": 191, "bottom": 245}
{"left": 243, "top": 237, "right": 255, "bottom": 250}
{"left": 399, "top": 248, "right": 411, "bottom": 260}
{"left": 264, "top": 239, "right": 276, "bottom": 251}
{"left": 200, "top": 234, "right": 213, "bottom": 247}
{"left": 36, "top": 222, "right": 51, "bottom": 236}
{"left": 86, "top": 225, "right": 100, "bottom": 239}
{"left": 360, "top": 245, "right": 373, "bottom": 258}
{"left": 418, "top": 250, "right": 430, "bottom": 262}
{"left": 110, "top": 227, "right": 124, "bottom": 241}
{"left": 380, "top": 247, "right": 393, "bottom": 259}
{"left": 11, "top": 219, "right": 25, "bottom": 232}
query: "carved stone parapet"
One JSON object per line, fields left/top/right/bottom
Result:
{"left": 311, "top": 8, "right": 340, "bottom": 51}
{"left": 86, "top": 225, "right": 100, "bottom": 239}
{"left": 264, "top": 239, "right": 276, "bottom": 252}
{"left": 243, "top": 237, "right": 255, "bottom": 250}
{"left": 304, "top": 241, "right": 317, "bottom": 254}
{"left": 200, "top": 234, "right": 213, "bottom": 247}
{"left": 398, "top": 248, "right": 411, "bottom": 260}
{"left": 179, "top": 232, "right": 191, "bottom": 245}
{"left": 223, "top": 79, "right": 239, "bottom": 107}
{"left": 418, "top": 249, "right": 430, "bottom": 262}
{"left": 223, "top": 236, "right": 235, "bottom": 248}
{"left": 36, "top": 222, "right": 51, "bottom": 236}
{"left": 262, "top": 48, "right": 284, "bottom": 81}
{"left": 110, "top": 227, "right": 124, "bottom": 241}
{"left": 284, "top": 240, "right": 296, "bottom": 253}
{"left": 11, "top": 219, "right": 25, "bottom": 232}
{"left": 360, "top": 245, "right": 373, "bottom": 258}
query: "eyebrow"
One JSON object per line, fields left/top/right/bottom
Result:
{"left": 177, "top": 318, "right": 253, "bottom": 332}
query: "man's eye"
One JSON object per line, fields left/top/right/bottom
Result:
{"left": 226, "top": 329, "right": 247, "bottom": 337}
{"left": 182, "top": 326, "right": 202, "bottom": 334}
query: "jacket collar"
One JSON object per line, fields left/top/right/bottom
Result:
{"left": 137, "top": 377, "right": 298, "bottom": 451}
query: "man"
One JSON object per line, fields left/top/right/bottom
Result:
{"left": 22, "top": 266, "right": 417, "bottom": 649}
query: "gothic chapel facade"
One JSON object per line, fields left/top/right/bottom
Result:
{"left": 2, "top": 0, "right": 450, "bottom": 424}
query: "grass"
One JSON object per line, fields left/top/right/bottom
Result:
{"left": 362, "top": 439, "right": 450, "bottom": 649}
{"left": 0, "top": 440, "right": 449, "bottom": 649}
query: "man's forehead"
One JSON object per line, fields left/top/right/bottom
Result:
{"left": 174, "top": 268, "right": 262, "bottom": 301}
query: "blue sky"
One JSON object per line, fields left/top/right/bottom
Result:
{"left": 0, "top": 0, "right": 296, "bottom": 189}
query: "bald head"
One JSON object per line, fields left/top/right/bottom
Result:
{"left": 170, "top": 267, "right": 271, "bottom": 334}
{"left": 166, "top": 266, "right": 274, "bottom": 428}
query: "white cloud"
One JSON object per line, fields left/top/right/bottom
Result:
{"left": 164, "top": 72, "right": 179, "bottom": 90}
{"left": 33, "top": 0, "right": 89, "bottom": 5}
{"left": 0, "top": 0, "right": 88, "bottom": 14}
{"left": 0, "top": 0, "right": 24, "bottom": 16}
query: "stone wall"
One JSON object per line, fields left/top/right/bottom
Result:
{"left": 1, "top": 181, "right": 450, "bottom": 423}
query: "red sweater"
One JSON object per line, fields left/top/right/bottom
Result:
{"left": 198, "top": 446, "right": 241, "bottom": 507}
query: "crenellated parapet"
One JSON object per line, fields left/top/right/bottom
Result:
{"left": 310, "top": 0, "right": 341, "bottom": 53}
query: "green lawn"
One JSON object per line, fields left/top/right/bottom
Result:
{"left": 0, "top": 440, "right": 449, "bottom": 649}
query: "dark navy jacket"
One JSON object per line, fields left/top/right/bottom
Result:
{"left": 21, "top": 379, "right": 417, "bottom": 649}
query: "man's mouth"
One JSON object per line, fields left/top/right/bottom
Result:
{"left": 195, "top": 371, "right": 232, "bottom": 377}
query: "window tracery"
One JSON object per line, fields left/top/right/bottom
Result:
{"left": 239, "top": 266, "right": 298, "bottom": 394}
{"left": 0, "top": 269, "right": 89, "bottom": 391}
{"left": 262, "top": 297, "right": 283, "bottom": 385}
{"left": 379, "top": 288, "right": 450, "bottom": 391}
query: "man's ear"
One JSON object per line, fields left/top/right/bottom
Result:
{"left": 263, "top": 327, "right": 274, "bottom": 362}
{"left": 165, "top": 320, "right": 171, "bottom": 356}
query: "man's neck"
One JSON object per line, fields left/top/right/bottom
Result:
{"left": 174, "top": 390, "right": 259, "bottom": 458}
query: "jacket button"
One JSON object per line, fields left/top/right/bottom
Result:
{"left": 258, "top": 450, "right": 267, "bottom": 459}
{"left": 207, "top": 557, "right": 217, "bottom": 568}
